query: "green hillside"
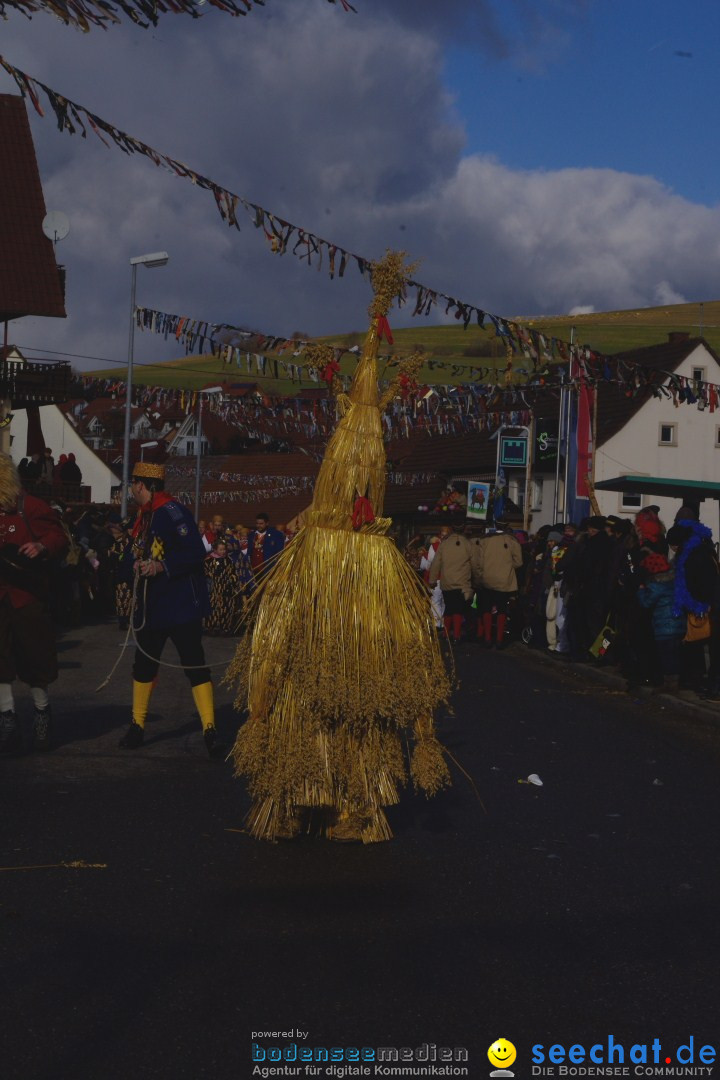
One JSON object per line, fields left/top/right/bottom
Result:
{"left": 87, "top": 298, "right": 720, "bottom": 393}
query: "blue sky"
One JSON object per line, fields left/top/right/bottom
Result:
{"left": 3, "top": 0, "right": 720, "bottom": 371}
{"left": 446, "top": 0, "right": 720, "bottom": 205}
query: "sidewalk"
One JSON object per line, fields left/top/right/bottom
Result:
{"left": 518, "top": 639, "right": 720, "bottom": 722}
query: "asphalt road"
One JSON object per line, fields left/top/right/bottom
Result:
{"left": 2, "top": 623, "right": 720, "bottom": 1080}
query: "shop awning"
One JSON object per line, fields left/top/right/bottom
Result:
{"left": 594, "top": 476, "right": 720, "bottom": 501}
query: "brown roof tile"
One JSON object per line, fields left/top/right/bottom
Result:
{"left": 0, "top": 95, "right": 66, "bottom": 321}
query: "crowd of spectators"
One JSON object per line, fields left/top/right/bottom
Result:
{"left": 18, "top": 448, "right": 83, "bottom": 493}
{"left": 29, "top": 474, "right": 720, "bottom": 703}
{"left": 405, "top": 503, "right": 720, "bottom": 702}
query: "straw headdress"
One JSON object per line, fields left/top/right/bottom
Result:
{"left": 0, "top": 452, "right": 21, "bottom": 511}
{"left": 226, "top": 251, "right": 452, "bottom": 843}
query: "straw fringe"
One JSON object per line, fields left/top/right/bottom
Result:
{"left": 226, "top": 251, "right": 452, "bottom": 843}
{"left": 0, "top": 453, "right": 21, "bottom": 510}
{"left": 226, "top": 527, "right": 452, "bottom": 840}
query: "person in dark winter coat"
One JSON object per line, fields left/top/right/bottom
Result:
{"left": 635, "top": 552, "right": 685, "bottom": 689}
{"left": 563, "top": 517, "right": 614, "bottom": 660}
{"left": 59, "top": 453, "right": 82, "bottom": 484}
{"left": 667, "top": 520, "right": 719, "bottom": 693}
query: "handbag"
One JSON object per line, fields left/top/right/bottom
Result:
{"left": 684, "top": 612, "right": 711, "bottom": 643}
{"left": 590, "top": 619, "right": 615, "bottom": 659}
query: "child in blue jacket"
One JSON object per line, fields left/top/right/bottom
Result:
{"left": 636, "top": 552, "right": 685, "bottom": 689}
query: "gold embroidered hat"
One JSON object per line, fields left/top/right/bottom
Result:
{"left": 132, "top": 461, "right": 165, "bottom": 481}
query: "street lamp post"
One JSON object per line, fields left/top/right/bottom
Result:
{"left": 194, "top": 387, "right": 223, "bottom": 522}
{"left": 140, "top": 440, "right": 159, "bottom": 461}
{"left": 121, "top": 251, "right": 169, "bottom": 517}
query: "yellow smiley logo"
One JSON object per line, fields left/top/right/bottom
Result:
{"left": 488, "top": 1039, "right": 517, "bottom": 1070}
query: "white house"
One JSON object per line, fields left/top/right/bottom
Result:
{"left": 444, "top": 335, "right": 720, "bottom": 534}
{"left": 8, "top": 403, "right": 121, "bottom": 503}
{"left": 593, "top": 336, "right": 720, "bottom": 533}
{"left": 166, "top": 412, "right": 210, "bottom": 457}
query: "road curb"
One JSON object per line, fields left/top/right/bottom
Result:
{"left": 515, "top": 642, "right": 720, "bottom": 722}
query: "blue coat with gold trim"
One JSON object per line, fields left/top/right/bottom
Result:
{"left": 122, "top": 498, "right": 210, "bottom": 629}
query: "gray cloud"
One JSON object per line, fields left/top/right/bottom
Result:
{"left": 1, "top": 0, "right": 718, "bottom": 376}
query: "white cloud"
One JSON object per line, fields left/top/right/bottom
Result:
{"left": 1, "top": 1, "right": 719, "bottom": 375}
{"left": 569, "top": 305, "right": 596, "bottom": 315}
{"left": 653, "top": 280, "right": 688, "bottom": 306}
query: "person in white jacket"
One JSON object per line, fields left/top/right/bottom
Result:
{"left": 420, "top": 534, "right": 444, "bottom": 629}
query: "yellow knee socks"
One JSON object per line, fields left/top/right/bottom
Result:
{"left": 191, "top": 681, "right": 215, "bottom": 732}
{"left": 132, "top": 680, "right": 154, "bottom": 728}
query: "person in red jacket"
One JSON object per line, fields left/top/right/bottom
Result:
{"left": 0, "top": 453, "right": 68, "bottom": 753}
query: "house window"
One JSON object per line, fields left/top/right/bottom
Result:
{"left": 620, "top": 489, "right": 643, "bottom": 511}
{"left": 659, "top": 422, "right": 677, "bottom": 446}
{"left": 715, "top": 426, "right": 720, "bottom": 448}
{"left": 692, "top": 366, "right": 706, "bottom": 383}
{"left": 531, "top": 478, "right": 544, "bottom": 510}
{"left": 186, "top": 441, "right": 194, "bottom": 456}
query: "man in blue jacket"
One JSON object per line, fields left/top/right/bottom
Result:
{"left": 247, "top": 512, "right": 286, "bottom": 586}
{"left": 117, "top": 462, "right": 223, "bottom": 757}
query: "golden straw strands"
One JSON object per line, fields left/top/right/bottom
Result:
{"left": 225, "top": 252, "right": 452, "bottom": 844}
{"left": 0, "top": 860, "right": 108, "bottom": 872}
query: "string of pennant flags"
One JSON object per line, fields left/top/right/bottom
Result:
{"left": 72, "top": 371, "right": 537, "bottom": 441}
{"left": 133, "top": 306, "right": 720, "bottom": 403}
{"left": 72, "top": 349, "right": 720, "bottom": 441}
{"left": 165, "top": 464, "right": 439, "bottom": 485}
{"left": 167, "top": 471, "right": 442, "bottom": 508}
{"left": 3, "top": 53, "right": 717, "bottom": 400}
{"left": 134, "top": 304, "right": 543, "bottom": 383}
{"left": 0, "top": 54, "right": 628, "bottom": 371}
{"left": 0, "top": 0, "right": 354, "bottom": 34}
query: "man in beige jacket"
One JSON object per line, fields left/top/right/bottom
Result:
{"left": 428, "top": 525, "right": 473, "bottom": 642}
{"left": 471, "top": 524, "right": 523, "bottom": 648}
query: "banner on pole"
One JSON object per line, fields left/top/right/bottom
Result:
{"left": 467, "top": 481, "right": 490, "bottom": 521}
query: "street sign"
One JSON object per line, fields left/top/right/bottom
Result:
{"left": 499, "top": 434, "right": 528, "bottom": 468}
{"left": 534, "top": 419, "right": 559, "bottom": 467}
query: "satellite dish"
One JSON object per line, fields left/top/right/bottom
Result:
{"left": 42, "top": 211, "right": 70, "bottom": 244}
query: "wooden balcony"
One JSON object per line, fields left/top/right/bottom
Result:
{"left": 0, "top": 357, "right": 72, "bottom": 407}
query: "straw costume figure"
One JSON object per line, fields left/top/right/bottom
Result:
{"left": 226, "top": 252, "right": 452, "bottom": 843}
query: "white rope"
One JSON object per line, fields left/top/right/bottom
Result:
{"left": 95, "top": 566, "right": 238, "bottom": 692}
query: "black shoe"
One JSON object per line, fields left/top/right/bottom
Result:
{"left": 203, "top": 726, "right": 227, "bottom": 759}
{"left": 32, "top": 706, "right": 52, "bottom": 752}
{"left": 118, "top": 722, "right": 144, "bottom": 749}
{"left": 0, "top": 710, "right": 22, "bottom": 755}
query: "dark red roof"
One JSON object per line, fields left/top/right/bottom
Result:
{"left": 0, "top": 94, "right": 66, "bottom": 321}
{"left": 164, "top": 452, "right": 319, "bottom": 525}
{"left": 593, "top": 336, "right": 719, "bottom": 447}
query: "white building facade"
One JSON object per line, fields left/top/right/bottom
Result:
{"left": 8, "top": 404, "right": 121, "bottom": 503}
{"left": 594, "top": 341, "right": 720, "bottom": 533}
